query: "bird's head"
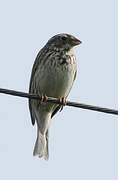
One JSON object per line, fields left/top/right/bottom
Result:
{"left": 46, "top": 33, "right": 82, "bottom": 51}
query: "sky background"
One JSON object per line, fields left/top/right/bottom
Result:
{"left": 0, "top": 0, "right": 118, "bottom": 179}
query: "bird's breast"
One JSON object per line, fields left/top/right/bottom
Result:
{"left": 36, "top": 52, "right": 77, "bottom": 98}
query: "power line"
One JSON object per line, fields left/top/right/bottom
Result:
{"left": 0, "top": 88, "right": 118, "bottom": 115}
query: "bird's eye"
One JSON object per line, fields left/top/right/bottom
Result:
{"left": 61, "top": 36, "right": 66, "bottom": 41}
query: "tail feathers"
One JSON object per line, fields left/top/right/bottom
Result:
{"left": 33, "top": 130, "right": 49, "bottom": 160}
{"left": 44, "top": 130, "right": 49, "bottom": 160}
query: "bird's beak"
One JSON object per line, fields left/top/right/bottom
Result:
{"left": 73, "top": 38, "right": 82, "bottom": 46}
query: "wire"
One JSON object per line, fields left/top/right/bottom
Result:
{"left": 0, "top": 88, "right": 118, "bottom": 115}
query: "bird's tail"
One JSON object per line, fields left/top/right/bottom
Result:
{"left": 33, "top": 129, "right": 49, "bottom": 160}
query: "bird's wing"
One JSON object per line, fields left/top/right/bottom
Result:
{"left": 51, "top": 105, "right": 61, "bottom": 118}
{"left": 51, "top": 69, "right": 77, "bottom": 118}
{"left": 29, "top": 48, "right": 44, "bottom": 125}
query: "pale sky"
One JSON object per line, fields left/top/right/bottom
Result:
{"left": 0, "top": 0, "right": 118, "bottom": 179}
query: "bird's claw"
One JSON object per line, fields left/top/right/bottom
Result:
{"left": 59, "top": 97, "right": 67, "bottom": 111}
{"left": 39, "top": 94, "right": 48, "bottom": 104}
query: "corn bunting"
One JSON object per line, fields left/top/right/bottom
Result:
{"left": 29, "top": 33, "right": 81, "bottom": 160}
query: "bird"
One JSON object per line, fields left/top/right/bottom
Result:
{"left": 29, "top": 33, "right": 81, "bottom": 160}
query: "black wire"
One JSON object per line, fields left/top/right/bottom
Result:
{"left": 0, "top": 88, "right": 118, "bottom": 115}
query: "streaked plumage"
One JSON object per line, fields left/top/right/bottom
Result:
{"left": 29, "top": 33, "right": 81, "bottom": 160}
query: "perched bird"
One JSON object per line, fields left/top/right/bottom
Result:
{"left": 29, "top": 33, "right": 81, "bottom": 160}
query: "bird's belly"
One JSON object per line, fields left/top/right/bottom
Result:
{"left": 37, "top": 64, "right": 76, "bottom": 98}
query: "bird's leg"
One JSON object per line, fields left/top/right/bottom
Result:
{"left": 39, "top": 94, "right": 48, "bottom": 104}
{"left": 43, "top": 94, "right": 48, "bottom": 103}
{"left": 59, "top": 97, "right": 67, "bottom": 111}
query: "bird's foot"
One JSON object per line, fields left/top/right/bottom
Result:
{"left": 59, "top": 97, "right": 67, "bottom": 111}
{"left": 39, "top": 94, "right": 48, "bottom": 104}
